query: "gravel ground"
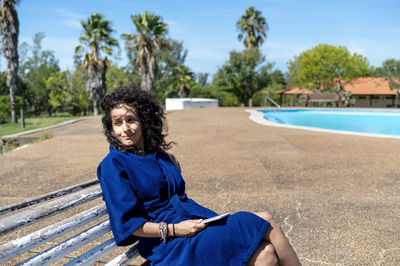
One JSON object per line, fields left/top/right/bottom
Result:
{"left": 0, "top": 107, "right": 399, "bottom": 265}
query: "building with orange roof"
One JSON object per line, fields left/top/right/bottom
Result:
{"left": 277, "top": 77, "right": 399, "bottom": 107}
{"left": 343, "top": 77, "right": 398, "bottom": 107}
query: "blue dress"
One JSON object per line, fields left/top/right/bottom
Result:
{"left": 97, "top": 146, "right": 270, "bottom": 265}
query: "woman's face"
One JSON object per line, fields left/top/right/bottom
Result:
{"left": 111, "top": 104, "right": 144, "bottom": 150}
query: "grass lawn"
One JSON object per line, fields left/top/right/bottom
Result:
{"left": 0, "top": 115, "right": 81, "bottom": 137}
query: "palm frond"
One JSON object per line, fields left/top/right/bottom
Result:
{"left": 236, "top": 6, "right": 268, "bottom": 49}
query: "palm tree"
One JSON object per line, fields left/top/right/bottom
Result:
{"left": 0, "top": 0, "right": 19, "bottom": 123}
{"left": 175, "top": 65, "right": 193, "bottom": 98}
{"left": 122, "top": 11, "right": 168, "bottom": 94}
{"left": 75, "top": 13, "right": 117, "bottom": 116}
{"left": 236, "top": 6, "right": 268, "bottom": 51}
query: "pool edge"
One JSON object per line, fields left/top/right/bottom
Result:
{"left": 245, "top": 109, "right": 400, "bottom": 140}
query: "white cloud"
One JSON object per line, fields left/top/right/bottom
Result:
{"left": 62, "top": 20, "right": 82, "bottom": 30}
{"left": 52, "top": 8, "right": 85, "bottom": 30}
{"left": 52, "top": 8, "right": 85, "bottom": 20}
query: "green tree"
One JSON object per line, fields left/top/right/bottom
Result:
{"left": 288, "top": 44, "right": 371, "bottom": 90}
{"left": 374, "top": 58, "right": 400, "bottom": 107}
{"left": 236, "top": 6, "right": 268, "bottom": 51}
{"left": 20, "top": 33, "right": 60, "bottom": 115}
{"left": 155, "top": 38, "right": 188, "bottom": 100}
{"left": 0, "top": 71, "right": 8, "bottom": 95}
{"left": 251, "top": 69, "right": 287, "bottom": 107}
{"left": 163, "top": 65, "right": 197, "bottom": 99}
{"left": 213, "top": 49, "right": 272, "bottom": 106}
{"left": 0, "top": 71, "right": 28, "bottom": 101}
{"left": 0, "top": 0, "right": 19, "bottom": 123}
{"left": 68, "top": 66, "right": 90, "bottom": 115}
{"left": 373, "top": 58, "right": 400, "bottom": 77}
{"left": 75, "top": 13, "right": 118, "bottom": 116}
{"left": 122, "top": 11, "right": 169, "bottom": 94}
{"left": 175, "top": 65, "right": 194, "bottom": 98}
{"left": 105, "top": 62, "right": 130, "bottom": 94}
{"left": 268, "top": 69, "right": 287, "bottom": 87}
{"left": 0, "top": 95, "right": 22, "bottom": 123}
{"left": 45, "top": 68, "right": 91, "bottom": 115}
{"left": 46, "top": 71, "right": 68, "bottom": 113}
{"left": 195, "top": 72, "right": 209, "bottom": 87}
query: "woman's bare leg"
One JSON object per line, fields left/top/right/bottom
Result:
{"left": 254, "top": 212, "right": 301, "bottom": 266}
{"left": 247, "top": 241, "right": 278, "bottom": 266}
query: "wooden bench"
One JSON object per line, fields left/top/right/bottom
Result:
{"left": 0, "top": 179, "right": 144, "bottom": 265}
{"left": 304, "top": 93, "right": 342, "bottom": 107}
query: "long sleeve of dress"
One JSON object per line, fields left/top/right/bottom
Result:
{"left": 97, "top": 155, "right": 148, "bottom": 246}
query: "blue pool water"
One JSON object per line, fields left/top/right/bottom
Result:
{"left": 259, "top": 109, "right": 400, "bottom": 137}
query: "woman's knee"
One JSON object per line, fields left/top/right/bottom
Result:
{"left": 255, "top": 211, "right": 279, "bottom": 227}
{"left": 247, "top": 241, "right": 278, "bottom": 266}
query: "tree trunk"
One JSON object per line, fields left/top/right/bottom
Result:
{"left": 9, "top": 82, "right": 17, "bottom": 123}
{"left": 141, "top": 74, "right": 153, "bottom": 94}
{"left": 139, "top": 52, "right": 157, "bottom": 95}
{"left": 20, "top": 109, "right": 25, "bottom": 128}
{"left": 84, "top": 59, "right": 107, "bottom": 116}
{"left": 7, "top": 63, "right": 18, "bottom": 123}
{"left": 178, "top": 84, "right": 188, "bottom": 98}
{"left": 248, "top": 97, "right": 253, "bottom": 107}
{"left": 93, "top": 99, "right": 99, "bottom": 116}
{"left": 1, "top": 0, "right": 19, "bottom": 123}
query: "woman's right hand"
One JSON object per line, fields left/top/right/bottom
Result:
{"left": 175, "top": 219, "right": 207, "bottom": 237}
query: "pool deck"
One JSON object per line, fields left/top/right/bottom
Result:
{"left": 1, "top": 107, "right": 399, "bottom": 265}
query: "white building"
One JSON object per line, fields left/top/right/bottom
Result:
{"left": 165, "top": 98, "right": 218, "bottom": 111}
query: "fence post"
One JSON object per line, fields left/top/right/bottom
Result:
{"left": 20, "top": 109, "right": 25, "bottom": 129}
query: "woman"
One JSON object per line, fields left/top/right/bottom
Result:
{"left": 97, "top": 85, "right": 300, "bottom": 265}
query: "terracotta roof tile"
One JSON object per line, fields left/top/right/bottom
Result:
{"left": 277, "top": 87, "right": 313, "bottom": 94}
{"left": 343, "top": 77, "right": 398, "bottom": 95}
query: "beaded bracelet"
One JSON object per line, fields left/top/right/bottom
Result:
{"left": 159, "top": 222, "right": 168, "bottom": 243}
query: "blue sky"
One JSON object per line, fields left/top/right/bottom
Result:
{"left": 2, "top": 0, "right": 399, "bottom": 76}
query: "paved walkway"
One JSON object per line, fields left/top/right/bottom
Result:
{"left": 0, "top": 108, "right": 399, "bottom": 265}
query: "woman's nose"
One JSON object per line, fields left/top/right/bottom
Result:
{"left": 122, "top": 121, "right": 129, "bottom": 131}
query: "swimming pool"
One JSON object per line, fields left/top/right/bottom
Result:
{"left": 254, "top": 109, "right": 400, "bottom": 138}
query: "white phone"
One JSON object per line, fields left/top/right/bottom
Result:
{"left": 202, "top": 213, "right": 230, "bottom": 224}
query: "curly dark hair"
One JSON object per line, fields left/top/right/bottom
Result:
{"left": 100, "top": 85, "right": 173, "bottom": 154}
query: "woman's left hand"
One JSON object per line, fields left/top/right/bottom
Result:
{"left": 174, "top": 219, "right": 207, "bottom": 237}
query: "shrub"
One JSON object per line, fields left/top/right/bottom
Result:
{"left": 0, "top": 96, "right": 10, "bottom": 124}
{"left": 217, "top": 91, "right": 240, "bottom": 107}
{"left": 0, "top": 96, "right": 24, "bottom": 124}
{"left": 188, "top": 86, "right": 216, "bottom": 99}
{"left": 252, "top": 87, "right": 282, "bottom": 107}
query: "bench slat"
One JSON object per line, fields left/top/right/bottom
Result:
{"left": 18, "top": 220, "right": 111, "bottom": 266}
{"left": 64, "top": 238, "right": 117, "bottom": 265}
{"left": 0, "top": 179, "right": 99, "bottom": 215}
{"left": 0, "top": 181, "right": 146, "bottom": 265}
{"left": 0, "top": 204, "right": 107, "bottom": 263}
{"left": 105, "top": 244, "right": 141, "bottom": 266}
{"left": 0, "top": 185, "right": 102, "bottom": 235}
